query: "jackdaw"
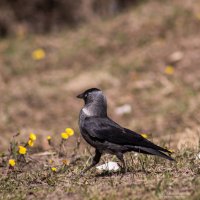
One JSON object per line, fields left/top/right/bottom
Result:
{"left": 77, "top": 88, "right": 174, "bottom": 174}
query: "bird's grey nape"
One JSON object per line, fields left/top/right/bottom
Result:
{"left": 78, "top": 88, "right": 108, "bottom": 117}
{"left": 82, "top": 107, "right": 93, "bottom": 116}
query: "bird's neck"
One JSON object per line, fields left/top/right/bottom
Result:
{"left": 82, "top": 102, "right": 107, "bottom": 117}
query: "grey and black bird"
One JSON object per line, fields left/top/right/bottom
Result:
{"left": 77, "top": 88, "right": 174, "bottom": 174}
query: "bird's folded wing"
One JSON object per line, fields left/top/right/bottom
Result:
{"left": 83, "top": 117, "right": 170, "bottom": 153}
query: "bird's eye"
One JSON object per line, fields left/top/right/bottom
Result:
{"left": 84, "top": 93, "right": 88, "bottom": 98}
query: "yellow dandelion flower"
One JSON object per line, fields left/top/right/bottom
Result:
{"left": 164, "top": 65, "right": 174, "bottom": 75}
{"left": 61, "top": 132, "right": 69, "bottom": 140}
{"left": 32, "top": 48, "right": 46, "bottom": 61}
{"left": 28, "top": 139, "right": 34, "bottom": 147}
{"left": 65, "top": 128, "right": 74, "bottom": 136}
{"left": 141, "top": 133, "right": 148, "bottom": 139}
{"left": 9, "top": 159, "right": 16, "bottom": 167}
{"left": 47, "top": 136, "right": 51, "bottom": 140}
{"left": 51, "top": 167, "right": 57, "bottom": 172}
{"left": 29, "top": 133, "right": 37, "bottom": 141}
{"left": 18, "top": 146, "right": 27, "bottom": 155}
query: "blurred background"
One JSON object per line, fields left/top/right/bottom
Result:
{"left": 0, "top": 0, "right": 200, "bottom": 151}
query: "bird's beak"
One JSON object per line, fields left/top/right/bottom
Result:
{"left": 77, "top": 93, "right": 84, "bottom": 99}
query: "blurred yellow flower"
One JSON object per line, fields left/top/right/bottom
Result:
{"left": 141, "top": 133, "right": 148, "bottom": 139}
{"left": 65, "top": 128, "right": 74, "bottom": 136}
{"left": 49, "top": 159, "right": 54, "bottom": 164}
{"left": 61, "top": 132, "right": 69, "bottom": 140}
{"left": 195, "top": 13, "right": 200, "bottom": 21}
{"left": 47, "top": 136, "right": 51, "bottom": 140}
{"left": 29, "top": 133, "right": 37, "bottom": 141}
{"left": 51, "top": 167, "right": 57, "bottom": 172}
{"left": 9, "top": 159, "right": 16, "bottom": 167}
{"left": 32, "top": 48, "right": 46, "bottom": 60}
{"left": 28, "top": 139, "right": 34, "bottom": 147}
{"left": 18, "top": 146, "right": 27, "bottom": 155}
{"left": 164, "top": 66, "right": 174, "bottom": 75}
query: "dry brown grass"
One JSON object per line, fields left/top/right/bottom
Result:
{"left": 1, "top": 0, "right": 200, "bottom": 199}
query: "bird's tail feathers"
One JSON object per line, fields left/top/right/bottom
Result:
{"left": 137, "top": 146, "right": 175, "bottom": 161}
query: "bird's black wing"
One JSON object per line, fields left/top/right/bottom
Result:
{"left": 83, "top": 117, "right": 174, "bottom": 160}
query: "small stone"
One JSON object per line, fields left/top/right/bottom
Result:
{"left": 96, "top": 162, "right": 120, "bottom": 171}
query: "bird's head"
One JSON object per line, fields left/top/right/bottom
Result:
{"left": 77, "top": 88, "right": 107, "bottom": 117}
{"left": 77, "top": 88, "right": 104, "bottom": 104}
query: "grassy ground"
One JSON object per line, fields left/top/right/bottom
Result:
{"left": 1, "top": 0, "right": 200, "bottom": 199}
{"left": 0, "top": 148, "right": 200, "bottom": 200}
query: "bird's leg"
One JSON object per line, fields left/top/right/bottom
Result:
{"left": 80, "top": 149, "right": 102, "bottom": 175}
{"left": 116, "top": 153, "right": 127, "bottom": 173}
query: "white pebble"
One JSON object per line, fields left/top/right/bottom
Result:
{"left": 96, "top": 162, "right": 120, "bottom": 171}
